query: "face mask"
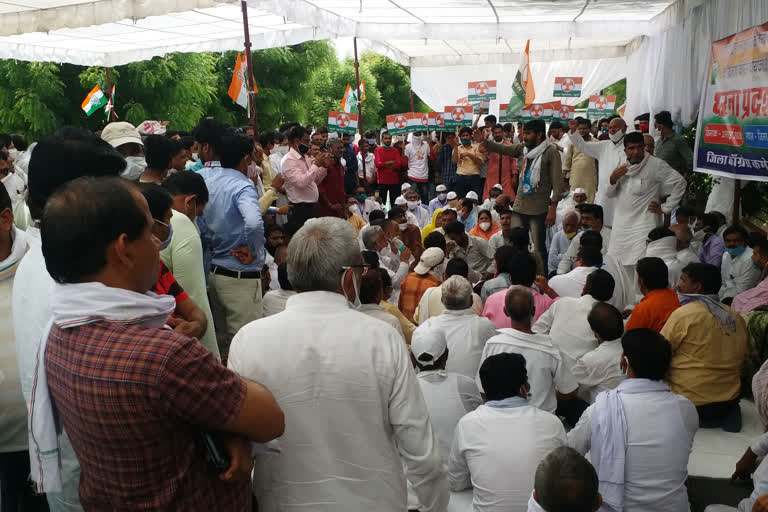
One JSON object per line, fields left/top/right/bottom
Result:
{"left": 121, "top": 156, "right": 147, "bottom": 181}
{"left": 348, "top": 205, "right": 358, "bottom": 215}
{"left": 275, "top": 146, "right": 289, "bottom": 156}
{"left": 298, "top": 143, "right": 310, "bottom": 155}
{"left": 160, "top": 223, "right": 173, "bottom": 251}
{"left": 191, "top": 152, "right": 199, "bottom": 161}
{"left": 583, "top": 226, "right": 593, "bottom": 232}
{"left": 383, "top": 142, "right": 392, "bottom": 148}
{"left": 398, "top": 222, "right": 408, "bottom": 232}
{"left": 437, "top": 193, "right": 447, "bottom": 202}
{"left": 566, "top": 231, "right": 578, "bottom": 239}
{"left": 479, "top": 222, "right": 491, "bottom": 231}
{"left": 366, "top": 138, "right": 376, "bottom": 145}
{"left": 407, "top": 200, "right": 419, "bottom": 211}
{"left": 340, "top": 267, "right": 362, "bottom": 309}
{"left": 356, "top": 193, "right": 367, "bottom": 201}
{"left": 609, "top": 131, "right": 624, "bottom": 143}
{"left": 411, "top": 136, "right": 422, "bottom": 145}
{"left": 726, "top": 246, "right": 747, "bottom": 258}
{"left": 460, "top": 139, "right": 471, "bottom": 146}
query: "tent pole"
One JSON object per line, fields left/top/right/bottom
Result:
{"left": 105, "top": 68, "right": 115, "bottom": 122}
{"left": 241, "top": 0, "right": 259, "bottom": 139}
{"left": 410, "top": 89, "right": 415, "bottom": 112}
{"left": 354, "top": 36, "right": 366, "bottom": 184}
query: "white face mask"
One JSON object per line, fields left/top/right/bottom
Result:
{"left": 609, "top": 131, "right": 625, "bottom": 143}
{"left": 340, "top": 268, "right": 362, "bottom": 309}
{"left": 247, "top": 163, "right": 262, "bottom": 179}
{"left": 407, "top": 200, "right": 419, "bottom": 211}
{"left": 398, "top": 222, "right": 408, "bottom": 232}
{"left": 274, "top": 146, "right": 289, "bottom": 156}
{"left": 437, "top": 193, "right": 447, "bottom": 201}
{"left": 411, "top": 136, "right": 422, "bottom": 145}
{"left": 121, "top": 156, "right": 147, "bottom": 181}
{"left": 191, "top": 152, "right": 199, "bottom": 161}
{"left": 348, "top": 205, "right": 358, "bottom": 215}
{"left": 479, "top": 222, "right": 491, "bottom": 231}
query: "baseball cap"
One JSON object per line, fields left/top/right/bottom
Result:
{"left": 465, "top": 191, "right": 479, "bottom": 201}
{"left": 401, "top": 183, "right": 412, "bottom": 192}
{"left": 574, "top": 188, "right": 586, "bottom": 194}
{"left": 101, "top": 122, "right": 143, "bottom": 148}
{"left": 447, "top": 191, "right": 457, "bottom": 200}
{"left": 414, "top": 247, "right": 445, "bottom": 275}
{"left": 436, "top": 184, "right": 447, "bottom": 192}
{"left": 411, "top": 329, "right": 447, "bottom": 366}
{"left": 492, "top": 184, "right": 503, "bottom": 191}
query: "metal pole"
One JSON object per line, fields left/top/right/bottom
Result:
{"left": 105, "top": 68, "right": 115, "bottom": 122}
{"left": 410, "top": 89, "right": 415, "bottom": 112}
{"left": 353, "top": 37, "right": 366, "bottom": 184}
{"left": 241, "top": 0, "right": 259, "bottom": 139}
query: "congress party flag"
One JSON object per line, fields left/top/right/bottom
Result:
{"left": 528, "top": 102, "right": 555, "bottom": 122}
{"left": 444, "top": 105, "right": 474, "bottom": 128}
{"left": 428, "top": 112, "right": 450, "bottom": 132}
{"left": 468, "top": 80, "right": 497, "bottom": 102}
{"left": 104, "top": 85, "right": 116, "bottom": 118}
{"left": 228, "top": 52, "right": 257, "bottom": 110}
{"left": 508, "top": 40, "right": 535, "bottom": 114}
{"left": 456, "top": 97, "right": 471, "bottom": 107}
{"left": 499, "top": 104, "right": 510, "bottom": 122}
{"left": 553, "top": 77, "right": 583, "bottom": 98}
{"left": 587, "top": 95, "right": 617, "bottom": 117}
{"left": 81, "top": 85, "right": 107, "bottom": 117}
{"left": 556, "top": 103, "right": 576, "bottom": 123}
{"left": 340, "top": 84, "right": 357, "bottom": 114}
{"left": 328, "top": 110, "right": 358, "bottom": 134}
{"left": 387, "top": 113, "right": 412, "bottom": 136}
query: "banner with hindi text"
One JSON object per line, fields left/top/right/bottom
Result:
{"left": 327, "top": 111, "right": 358, "bottom": 134}
{"left": 443, "top": 105, "right": 474, "bottom": 128}
{"left": 694, "top": 22, "right": 768, "bottom": 181}
{"left": 386, "top": 113, "right": 412, "bottom": 136}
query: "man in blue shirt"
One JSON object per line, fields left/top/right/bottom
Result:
{"left": 197, "top": 128, "right": 265, "bottom": 360}
{"left": 436, "top": 133, "right": 458, "bottom": 191}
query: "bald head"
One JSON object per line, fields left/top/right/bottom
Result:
{"left": 504, "top": 285, "right": 535, "bottom": 324}
{"left": 608, "top": 118, "right": 626, "bottom": 136}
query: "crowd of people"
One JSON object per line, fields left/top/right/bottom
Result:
{"left": 2, "top": 109, "right": 768, "bottom": 512}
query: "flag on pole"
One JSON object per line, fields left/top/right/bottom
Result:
{"left": 81, "top": 85, "right": 107, "bottom": 117}
{"left": 228, "top": 53, "right": 256, "bottom": 110}
{"left": 104, "top": 85, "right": 116, "bottom": 118}
{"left": 328, "top": 110, "right": 359, "bottom": 134}
{"left": 340, "top": 84, "right": 360, "bottom": 114}
{"left": 360, "top": 80, "right": 366, "bottom": 102}
{"left": 508, "top": 40, "right": 535, "bottom": 114}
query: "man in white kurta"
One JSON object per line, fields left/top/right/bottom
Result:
{"left": 567, "top": 328, "right": 698, "bottom": 512}
{"left": 227, "top": 218, "right": 448, "bottom": 512}
{"left": 720, "top": 225, "right": 761, "bottom": 300}
{"left": 604, "top": 132, "right": 686, "bottom": 270}
{"left": 644, "top": 227, "right": 700, "bottom": 289}
{"left": 567, "top": 118, "right": 629, "bottom": 227}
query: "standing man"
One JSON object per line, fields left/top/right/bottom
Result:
{"left": 436, "top": 132, "right": 459, "bottom": 192}
{"left": 654, "top": 111, "right": 693, "bottom": 176}
{"left": 484, "top": 123, "right": 518, "bottom": 201}
{"left": 484, "top": 119, "right": 564, "bottom": 271}
{"left": 605, "top": 132, "right": 686, "bottom": 277}
{"left": 405, "top": 131, "right": 434, "bottom": 201}
{"left": 567, "top": 117, "right": 628, "bottom": 227}
{"left": 452, "top": 127, "right": 486, "bottom": 199}
{"left": 228, "top": 218, "right": 448, "bottom": 511}
{"left": 549, "top": 121, "right": 571, "bottom": 170}
{"left": 374, "top": 131, "right": 405, "bottom": 207}
{"left": 564, "top": 118, "right": 597, "bottom": 203}
{"left": 341, "top": 132, "right": 359, "bottom": 194}
{"left": 317, "top": 139, "right": 347, "bottom": 218}
{"left": 281, "top": 125, "right": 332, "bottom": 226}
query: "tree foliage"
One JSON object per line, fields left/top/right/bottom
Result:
{"left": 361, "top": 52, "right": 430, "bottom": 116}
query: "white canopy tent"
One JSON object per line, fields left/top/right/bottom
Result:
{"left": 0, "top": 0, "right": 764, "bottom": 123}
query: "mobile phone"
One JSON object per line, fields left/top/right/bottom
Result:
{"left": 199, "top": 431, "right": 230, "bottom": 473}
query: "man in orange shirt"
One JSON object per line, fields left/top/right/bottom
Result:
{"left": 398, "top": 247, "right": 445, "bottom": 323}
{"left": 625, "top": 256, "right": 681, "bottom": 332}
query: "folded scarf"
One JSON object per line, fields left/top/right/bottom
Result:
{"left": 678, "top": 292, "right": 736, "bottom": 333}
{"left": 522, "top": 140, "right": 550, "bottom": 190}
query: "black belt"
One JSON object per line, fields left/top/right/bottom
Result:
{"left": 211, "top": 265, "right": 262, "bottom": 279}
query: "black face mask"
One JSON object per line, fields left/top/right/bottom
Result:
{"left": 298, "top": 143, "right": 310, "bottom": 155}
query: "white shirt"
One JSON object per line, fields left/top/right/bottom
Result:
{"left": 358, "top": 303, "right": 406, "bottom": 339}
{"left": 449, "top": 403, "right": 566, "bottom": 512}
{"left": 605, "top": 155, "right": 686, "bottom": 266}
{"left": 557, "top": 226, "right": 613, "bottom": 275}
{"left": 568, "top": 384, "right": 698, "bottom": 512}
{"left": 570, "top": 339, "right": 624, "bottom": 403}
{"left": 227, "top": 292, "right": 448, "bottom": 512}
{"left": 554, "top": 134, "right": 572, "bottom": 169}
{"left": 549, "top": 265, "right": 596, "bottom": 298}
{"left": 548, "top": 229, "right": 573, "bottom": 274}
{"left": 533, "top": 295, "right": 599, "bottom": 361}
{"left": 568, "top": 132, "right": 627, "bottom": 227}
{"left": 644, "top": 237, "right": 700, "bottom": 289}
{"left": 262, "top": 289, "right": 296, "bottom": 317}
{"left": 720, "top": 247, "right": 761, "bottom": 299}
{"left": 408, "top": 204, "right": 431, "bottom": 228}
{"left": 415, "top": 287, "right": 484, "bottom": 325}
{"left": 405, "top": 142, "right": 431, "bottom": 181}
{"left": 736, "top": 432, "right": 768, "bottom": 512}
{"left": 379, "top": 250, "right": 409, "bottom": 305}
{"left": 416, "top": 308, "right": 497, "bottom": 379}
{"left": 351, "top": 198, "right": 381, "bottom": 223}
{"left": 357, "top": 152, "right": 375, "bottom": 180}
{"left": 478, "top": 329, "right": 578, "bottom": 413}
{"left": 1, "top": 171, "right": 24, "bottom": 206}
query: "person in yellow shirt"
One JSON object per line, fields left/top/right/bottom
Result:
{"left": 344, "top": 194, "right": 367, "bottom": 235}
{"left": 451, "top": 126, "right": 486, "bottom": 199}
{"left": 421, "top": 208, "right": 445, "bottom": 243}
{"left": 661, "top": 262, "right": 748, "bottom": 432}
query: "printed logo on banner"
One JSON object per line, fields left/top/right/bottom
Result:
{"left": 386, "top": 113, "right": 412, "bottom": 136}
{"left": 553, "top": 77, "right": 583, "bottom": 98}
{"left": 444, "top": 106, "right": 474, "bottom": 128}
{"left": 327, "top": 110, "right": 358, "bottom": 134}
{"left": 336, "top": 112, "right": 350, "bottom": 128}
{"left": 395, "top": 115, "right": 408, "bottom": 129}
{"left": 587, "top": 95, "right": 616, "bottom": 117}
{"left": 468, "top": 80, "right": 497, "bottom": 102}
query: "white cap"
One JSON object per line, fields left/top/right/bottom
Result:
{"left": 101, "top": 122, "right": 143, "bottom": 148}
{"left": 447, "top": 191, "right": 457, "bottom": 200}
{"left": 394, "top": 196, "right": 407, "bottom": 206}
{"left": 401, "top": 183, "right": 412, "bottom": 192}
{"left": 411, "top": 329, "right": 447, "bottom": 366}
{"left": 436, "top": 184, "right": 447, "bottom": 192}
{"left": 414, "top": 247, "right": 445, "bottom": 275}
{"left": 574, "top": 188, "right": 586, "bottom": 195}
{"left": 492, "top": 184, "right": 503, "bottom": 191}
{"left": 465, "top": 191, "right": 479, "bottom": 201}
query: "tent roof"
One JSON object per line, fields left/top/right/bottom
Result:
{"left": 0, "top": 0, "right": 687, "bottom": 67}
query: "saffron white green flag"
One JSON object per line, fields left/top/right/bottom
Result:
{"left": 81, "top": 86, "right": 107, "bottom": 116}
{"left": 341, "top": 82, "right": 365, "bottom": 114}
{"left": 509, "top": 40, "right": 535, "bottom": 114}
{"left": 328, "top": 110, "right": 358, "bottom": 134}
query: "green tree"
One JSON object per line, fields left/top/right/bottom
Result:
{"left": 0, "top": 61, "right": 67, "bottom": 139}
{"left": 360, "top": 52, "right": 430, "bottom": 118}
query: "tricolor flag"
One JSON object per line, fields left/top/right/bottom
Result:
{"left": 328, "top": 110, "right": 359, "bottom": 134}
{"left": 443, "top": 105, "right": 474, "bottom": 128}
{"left": 499, "top": 104, "right": 509, "bottom": 121}
{"left": 468, "top": 80, "right": 497, "bottom": 102}
{"left": 587, "top": 95, "right": 617, "bottom": 117}
{"left": 527, "top": 102, "right": 556, "bottom": 122}
{"left": 617, "top": 102, "right": 627, "bottom": 117}
{"left": 508, "top": 40, "right": 535, "bottom": 113}
{"left": 553, "top": 77, "right": 583, "bottom": 98}
{"left": 341, "top": 84, "right": 357, "bottom": 113}
{"left": 556, "top": 104, "right": 576, "bottom": 122}
{"left": 387, "top": 113, "right": 412, "bottom": 135}
{"left": 456, "top": 97, "right": 471, "bottom": 107}
{"left": 228, "top": 52, "right": 257, "bottom": 110}
{"left": 81, "top": 85, "right": 107, "bottom": 117}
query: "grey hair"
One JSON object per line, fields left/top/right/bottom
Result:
{"left": 564, "top": 210, "right": 580, "bottom": 222}
{"left": 504, "top": 285, "right": 535, "bottom": 323}
{"left": 287, "top": 217, "right": 361, "bottom": 292}
{"left": 441, "top": 275, "right": 473, "bottom": 310}
{"left": 361, "top": 225, "right": 383, "bottom": 251}
{"left": 534, "top": 446, "right": 599, "bottom": 512}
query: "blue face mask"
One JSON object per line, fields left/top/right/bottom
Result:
{"left": 726, "top": 246, "right": 746, "bottom": 258}
{"left": 160, "top": 223, "right": 173, "bottom": 251}
{"left": 460, "top": 139, "right": 471, "bottom": 146}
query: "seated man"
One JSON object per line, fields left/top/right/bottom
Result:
{"left": 358, "top": 267, "right": 406, "bottom": 339}
{"left": 482, "top": 245, "right": 525, "bottom": 300}
{"left": 720, "top": 225, "right": 761, "bottom": 301}
{"left": 646, "top": 225, "right": 700, "bottom": 288}
{"left": 568, "top": 328, "right": 698, "bottom": 512}
{"left": 262, "top": 262, "right": 296, "bottom": 317}
{"left": 548, "top": 210, "right": 580, "bottom": 276}
{"left": 488, "top": 209, "right": 513, "bottom": 252}
{"left": 479, "top": 287, "right": 581, "bottom": 424}
{"left": 529, "top": 447, "right": 602, "bottom": 512}
{"left": 449, "top": 352, "right": 566, "bottom": 511}
{"left": 483, "top": 252, "right": 558, "bottom": 328}
{"left": 404, "top": 188, "right": 430, "bottom": 228}
{"left": 415, "top": 258, "right": 483, "bottom": 324}
{"left": 733, "top": 236, "right": 768, "bottom": 315}
{"left": 542, "top": 245, "right": 602, "bottom": 298}
{"left": 533, "top": 269, "right": 615, "bottom": 362}
{"left": 444, "top": 220, "right": 494, "bottom": 278}
{"left": 662, "top": 263, "right": 748, "bottom": 432}
{"left": 557, "top": 204, "right": 611, "bottom": 275}
{"left": 625, "top": 257, "right": 680, "bottom": 332}
{"left": 415, "top": 275, "right": 497, "bottom": 379}
{"left": 570, "top": 302, "right": 625, "bottom": 403}
{"left": 398, "top": 247, "right": 445, "bottom": 323}
{"left": 388, "top": 206, "right": 424, "bottom": 264}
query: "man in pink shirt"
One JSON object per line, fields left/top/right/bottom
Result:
{"left": 482, "top": 250, "right": 558, "bottom": 328}
{"left": 281, "top": 125, "right": 331, "bottom": 226}
{"left": 732, "top": 237, "right": 768, "bottom": 315}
